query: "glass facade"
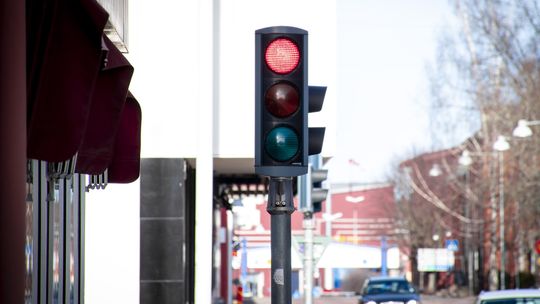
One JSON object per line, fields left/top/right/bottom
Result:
{"left": 25, "top": 160, "right": 86, "bottom": 304}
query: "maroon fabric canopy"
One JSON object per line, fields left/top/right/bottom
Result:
{"left": 75, "top": 35, "right": 134, "bottom": 175}
{"left": 27, "top": 0, "right": 141, "bottom": 182}
{"left": 108, "top": 93, "right": 142, "bottom": 183}
{"left": 27, "top": 0, "right": 109, "bottom": 162}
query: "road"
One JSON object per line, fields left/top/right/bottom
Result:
{"left": 251, "top": 294, "right": 476, "bottom": 304}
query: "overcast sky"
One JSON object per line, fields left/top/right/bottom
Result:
{"left": 326, "top": 0, "right": 457, "bottom": 184}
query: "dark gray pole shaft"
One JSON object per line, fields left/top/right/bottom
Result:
{"left": 267, "top": 177, "right": 294, "bottom": 304}
{"left": 271, "top": 213, "right": 292, "bottom": 304}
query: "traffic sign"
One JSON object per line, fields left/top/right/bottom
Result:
{"left": 292, "top": 236, "right": 331, "bottom": 265}
{"left": 445, "top": 239, "right": 459, "bottom": 252}
{"left": 535, "top": 239, "right": 540, "bottom": 255}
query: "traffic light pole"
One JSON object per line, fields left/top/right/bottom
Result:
{"left": 266, "top": 177, "right": 295, "bottom": 304}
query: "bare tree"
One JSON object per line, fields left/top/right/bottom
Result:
{"left": 388, "top": 0, "right": 540, "bottom": 292}
{"left": 425, "top": 0, "right": 540, "bottom": 290}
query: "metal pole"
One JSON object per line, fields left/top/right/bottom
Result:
{"left": 488, "top": 154, "right": 499, "bottom": 291}
{"left": 267, "top": 177, "right": 295, "bottom": 304}
{"left": 323, "top": 193, "right": 333, "bottom": 291}
{"left": 465, "top": 170, "right": 474, "bottom": 295}
{"left": 381, "top": 236, "right": 388, "bottom": 276}
{"left": 300, "top": 162, "right": 314, "bottom": 304}
{"left": 499, "top": 152, "right": 505, "bottom": 289}
{"left": 303, "top": 213, "right": 314, "bottom": 304}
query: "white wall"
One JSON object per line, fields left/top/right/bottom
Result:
{"left": 85, "top": 181, "right": 140, "bottom": 304}
{"left": 125, "top": 0, "right": 201, "bottom": 159}
{"left": 125, "top": 0, "right": 337, "bottom": 159}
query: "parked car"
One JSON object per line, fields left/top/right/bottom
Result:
{"left": 476, "top": 289, "right": 540, "bottom": 304}
{"left": 358, "top": 276, "right": 421, "bottom": 304}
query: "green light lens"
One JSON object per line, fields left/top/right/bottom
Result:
{"left": 265, "top": 126, "right": 299, "bottom": 162}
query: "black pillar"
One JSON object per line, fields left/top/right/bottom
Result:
{"left": 0, "top": 0, "right": 26, "bottom": 302}
{"left": 140, "top": 158, "right": 191, "bottom": 304}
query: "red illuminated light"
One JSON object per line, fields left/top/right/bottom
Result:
{"left": 265, "top": 38, "right": 300, "bottom": 74}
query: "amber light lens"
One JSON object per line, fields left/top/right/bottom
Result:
{"left": 265, "top": 38, "right": 300, "bottom": 74}
{"left": 265, "top": 82, "right": 299, "bottom": 118}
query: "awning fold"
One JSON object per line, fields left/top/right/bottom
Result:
{"left": 75, "top": 35, "right": 134, "bottom": 175}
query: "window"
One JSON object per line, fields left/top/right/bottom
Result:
{"left": 365, "top": 280, "right": 415, "bottom": 295}
{"left": 96, "top": 0, "right": 129, "bottom": 52}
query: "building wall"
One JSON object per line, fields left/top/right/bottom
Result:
{"left": 85, "top": 182, "right": 140, "bottom": 304}
{"left": 124, "top": 0, "right": 337, "bottom": 159}
{"left": 232, "top": 184, "right": 402, "bottom": 297}
{"left": 85, "top": 1, "right": 337, "bottom": 303}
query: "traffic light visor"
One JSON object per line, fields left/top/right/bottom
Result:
{"left": 265, "top": 126, "right": 299, "bottom": 162}
{"left": 265, "top": 82, "right": 299, "bottom": 118}
{"left": 265, "top": 38, "right": 300, "bottom": 74}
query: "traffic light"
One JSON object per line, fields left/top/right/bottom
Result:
{"left": 298, "top": 156, "right": 328, "bottom": 213}
{"left": 310, "top": 166, "right": 328, "bottom": 213}
{"left": 255, "top": 26, "right": 308, "bottom": 177}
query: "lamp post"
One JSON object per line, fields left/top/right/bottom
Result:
{"left": 511, "top": 118, "right": 539, "bottom": 287}
{"left": 493, "top": 135, "right": 510, "bottom": 289}
{"left": 345, "top": 195, "right": 364, "bottom": 245}
{"left": 458, "top": 150, "right": 474, "bottom": 295}
{"left": 459, "top": 141, "right": 511, "bottom": 292}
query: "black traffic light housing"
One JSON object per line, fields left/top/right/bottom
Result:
{"left": 255, "top": 26, "right": 308, "bottom": 177}
{"left": 255, "top": 26, "right": 326, "bottom": 177}
{"left": 310, "top": 167, "right": 328, "bottom": 213}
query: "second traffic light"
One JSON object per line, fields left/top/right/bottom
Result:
{"left": 310, "top": 167, "right": 328, "bottom": 213}
{"left": 298, "top": 156, "right": 328, "bottom": 213}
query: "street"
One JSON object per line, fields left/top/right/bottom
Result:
{"left": 252, "top": 294, "right": 477, "bottom": 304}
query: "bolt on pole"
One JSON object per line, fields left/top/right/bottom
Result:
{"left": 267, "top": 177, "right": 295, "bottom": 304}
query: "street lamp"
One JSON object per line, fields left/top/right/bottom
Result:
{"left": 493, "top": 135, "right": 509, "bottom": 290}
{"left": 429, "top": 163, "right": 442, "bottom": 177}
{"left": 322, "top": 212, "right": 343, "bottom": 222}
{"left": 512, "top": 119, "right": 540, "bottom": 138}
{"left": 458, "top": 150, "right": 473, "bottom": 167}
{"left": 493, "top": 135, "right": 510, "bottom": 151}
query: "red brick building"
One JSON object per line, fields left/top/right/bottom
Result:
{"left": 231, "top": 183, "right": 407, "bottom": 297}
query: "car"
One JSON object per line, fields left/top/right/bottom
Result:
{"left": 476, "top": 289, "right": 540, "bottom": 304}
{"left": 358, "top": 276, "right": 421, "bottom": 304}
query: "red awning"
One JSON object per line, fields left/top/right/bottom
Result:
{"left": 75, "top": 35, "right": 134, "bottom": 175}
{"left": 27, "top": 0, "right": 109, "bottom": 162}
{"left": 27, "top": 0, "right": 142, "bottom": 183}
{"left": 108, "top": 93, "right": 142, "bottom": 183}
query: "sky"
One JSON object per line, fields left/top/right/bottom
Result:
{"left": 326, "top": 0, "right": 457, "bottom": 184}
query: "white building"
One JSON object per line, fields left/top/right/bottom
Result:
{"left": 85, "top": 1, "right": 337, "bottom": 303}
